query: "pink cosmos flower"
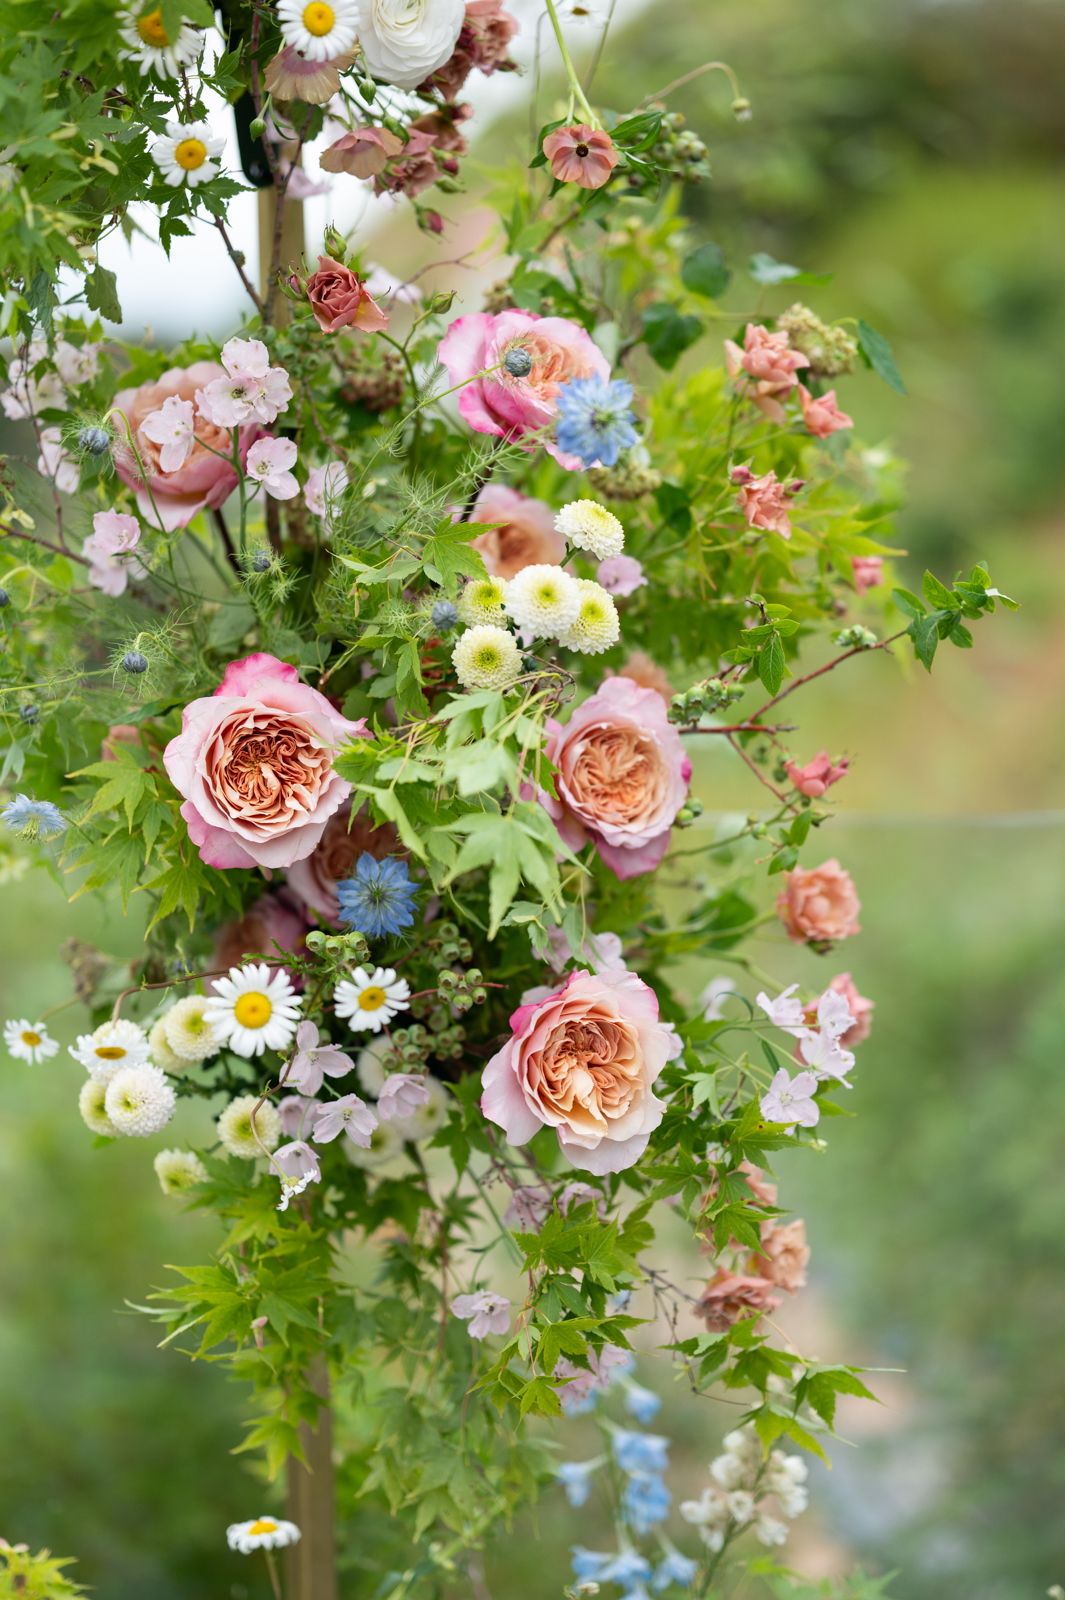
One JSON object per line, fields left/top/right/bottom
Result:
{"left": 542, "top": 124, "right": 619, "bottom": 190}
{"left": 760, "top": 1067, "right": 820, "bottom": 1127}
{"left": 481, "top": 967, "right": 671, "bottom": 1174}
{"left": 596, "top": 554, "right": 647, "bottom": 597}
{"left": 437, "top": 309, "right": 610, "bottom": 470}
{"left": 735, "top": 468, "right": 795, "bottom": 539}
{"left": 851, "top": 555, "right": 884, "bottom": 597}
{"left": 140, "top": 395, "right": 196, "bottom": 473}
{"left": 724, "top": 324, "right": 808, "bottom": 423}
{"left": 246, "top": 437, "right": 299, "bottom": 500}
{"left": 696, "top": 1269, "right": 783, "bottom": 1332}
{"left": 469, "top": 484, "right": 566, "bottom": 579}
{"left": 451, "top": 1290, "right": 511, "bottom": 1338}
{"left": 377, "top": 1073, "right": 431, "bottom": 1122}
{"left": 196, "top": 337, "right": 293, "bottom": 429}
{"left": 797, "top": 383, "right": 853, "bottom": 439}
{"left": 163, "top": 652, "right": 368, "bottom": 870}
{"left": 82, "top": 509, "right": 143, "bottom": 597}
{"left": 776, "top": 858, "right": 861, "bottom": 945}
{"left": 818, "top": 973, "right": 874, "bottom": 1048}
{"left": 274, "top": 1139, "right": 321, "bottom": 1210}
{"left": 282, "top": 1020, "right": 355, "bottom": 1095}
{"left": 319, "top": 125, "right": 405, "bottom": 178}
{"left": 305, "top": 462, "right": 349, "bottom": 526}
{"left": 305, "top": 257, "right": 391, "bottom": 335}
{"left": 783, "top": 751, "right": 850, "bottom": 798}
{"left": 312, "top": 1092, "right": 378, "bottom": 1148}
{"left": 278, "top": 1094, "right": 320, "bottom": 1138}
{"left": 539, "top": 675, "right": 691, "bottom": 880}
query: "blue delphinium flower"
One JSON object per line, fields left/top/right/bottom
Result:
{"left": 622, "top": 1473, "right": 672, "bottom": 1537}
{"left": 611, "top": 1429, "right": 671, "bottom": 1476}
{"left": 599, "top": 1551, "right": 653, "bottom": 1587}
{"left": 2, "top": 794, "right": 68, "bottom": 841}
{"left": 335, "top": 853, "right": 418, "bottom": 939}
{"left": 651, "top": 1552, "right": 698, "bottom": 1593}
{"left": 571, "top": 1548, "right": 613, "bottom": 1583}
{"left": 622, "top": 1379, "right": 662, "bottom": 1425}
{"left": 557, "top": 1460, "right": 601, "bottom": 1508}
{"left": 555, "top": 376, "right": 639, "bottom": 468}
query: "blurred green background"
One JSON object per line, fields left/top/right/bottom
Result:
{"left": 5, "top": 0, "right": 1065, "bottom": 1594}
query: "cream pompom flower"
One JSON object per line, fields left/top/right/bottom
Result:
{"left": 151, "top": 120, "right": 225, "bottom": 188}
{"left": 458, "top": 575, "right": 508, "bottom": 626}
{"left": 204, "top": 963, "right": 302, "bottom": 1058}
{"left": 555, "top": 500, "right": 625, "bottom": 560}
{"left": 154, "top": 1148, "right": 208, "bottom": 1194}
{"left": 70, "top": 1019, "right": 151, "bottom": 1084}
{"left": 217, "top": 1094, "right": 283, "bottom": 1158}
{"left": 356, "top": 1034, "right": 391, "bottom": 1097}
{"left": 79, "top": 1078, "right": 118, "bottom": 1137}
{"left": 387, "top": 1075, "right": 450, "bottom": 1141}
{"left": 333, "top": 967, "right": 411, "bottom": 1033}
{"left": 104, "top": 1064, "right": 176, "bottom": 1137}
{"left": 452, "top": 625, "right": 523, "bottom": 692}
{"left": 343, "top": 1118, "right": 404, "bottom": 1169}
{"left": 4, "top": 1018, "right": 59, "bottom": 1065}
{"left": 557, "top": 579, "right": 620, "bottom": 655}
{"left": 504, "top": 565, "right": 582, "bottom": 640}
{"left": 277, "top": 0, "right": 358, "bottom": 61}
{"left": 227, "top": 1516, "right": 302, "bottom": 1554}
{"left": 148, "top": 1017, "right": 184, "bottom": 1074}
{"left": 117, "top": 4, "right": 203, "bottom": 77}
{"left": 163, "top": 995, "right": 223, "bottom": 1062}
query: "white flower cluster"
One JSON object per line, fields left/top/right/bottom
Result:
{"left": 679, "top": 1426, "right": 808, "bottom": 1552}
{"left": 70, "top": 1019, "right": 176, "bottom": 1139}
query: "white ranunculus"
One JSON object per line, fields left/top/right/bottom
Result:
{"left": 355, "top": 0, "right": 465, "bottom": 89}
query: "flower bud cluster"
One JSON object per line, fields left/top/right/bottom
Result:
{"left": 588, "top": 447, "right": 663, "bottom": 501}
{"left": 337, "top": 345, "right": 406, "bottom": 412}
{"left": 668, "top": 678, "right": 745, "bottom": 724}
{"left": 673, "top": 797, "right": 705, "bottom": 829}
{"left": 651, "top": 111, "right": 711, "bottom": 184}
{"left": 304, "top": 928, "right": 372, "bottom": 969}
{"left": 831, "top": 625, "right": 878, "bottom": 650}
{"left": 679, "top": 1425, "right": 808, "bottom": 1553}
{"left": 775, "top": 303, "right": 858, "bottom": 378}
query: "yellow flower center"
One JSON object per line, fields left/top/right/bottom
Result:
{"left": 173, "top": 138, "right": 207, "bottom": 170}
{"left": 358, "top": 986, "right": 386, "bottom": 1012}
{"left": 184, "top": 1012, "right": 206, "bottom": 1034}
{"left": 234, "top": 993, "right": 272, "bottom": 1029}
{"left": 95, "top": 1045, "right": 127, "bottom": 1060}
{"left": 248, "top": 1519, "right": 278, "bottom": 1536}
{"left": 474, "top": 645, "right": 501, "bottom": 668}
{"left": 302, "top": 1, "right": 335, "bottom": 34}
{"left": 21, "top": 1030, "right": 41, "bottom": 1047}
{"left": 136, "top": 7, "right": 171, "bottom": 45}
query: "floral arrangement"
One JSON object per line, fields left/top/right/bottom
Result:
{"left": 0, "top": 0, "right": 1016, "bottom": 1595}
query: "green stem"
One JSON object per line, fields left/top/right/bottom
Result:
{"left": 542, "top": 0, "right": 598, "bottom": 125}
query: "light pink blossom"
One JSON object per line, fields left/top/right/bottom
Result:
{"left": 796, "top": 1029, "right": 854, "bottom": 1086}
{"left": 555, "top": 1342, "right": 631, "bottom": 1410}
{"left": 783, "top": 751, "right": 849, "bottom": 798}
{"left": 278, "top": 1094, "right": 320, "bottom": 1138}
{"left": 559, "top": 1181, "right": 606, "bottom": 1217}
{"left": 819, "top": 973, "right": 874, "bottom": 1047}
{"left": 282, "top": 1020, "right": 355, "bottom": 1095}
{"left": 760, "top": 1067, "right": 820, "bottom": 1127}
{"left": 542, "top": 124, "right": 619, "bottom": 190}
{"left": 437, "top": 309, "right": 610, "bottom": 471}
{"left": 274, "top": 1139, "right": 321, "bottom": 1209}
{"left": 312, "top": 1092, "right": 378, "bottom": 1147}
{"left": 503, "top": 1185, "right": 552, "bottom": 1231}
{"left": 37, "top": 427, "right": 79, "bottom": 494}
{"left": 776, "top": 859, "right": 861, "bottom": 945}
{"left": 545, "top": 925, "right": 626, "bottom": 975}
{"left": 481, "top": 967, "right": 671, "bottom": 1174}
{"left": 451, "top": 1290, "right": 511, "bottom": 1338}
{"left": 197, "top": 339, "right": 293, "bottom": 429}
{"left": 735, "top": 469, "right": 795, "bottom": 539}
{"left": 377, "top": 1073, "right": 432, "bottom": 1122}
{"left": 140, "top": 395, "right": 196, "bottom": 473}
{"left": 305, "top": 461, "right": 349, "bottom": 525}
{"left": 596, "top": 555, "right": 647, "bottom": 597}
{"left": 319, "top": 125, "right": 405, "bottom": 179}
{"left": 797, "top": 383, "right": 853, "bottom": 439}
{"left": 756, "top": 983, "right": 807, "bottom": 1036}
{"left": 82, "top": 509, "right": 143, "bottom": 596}
{"left": 724, "top": 324, "right": 808, "bottom": 423}
{"left": 246, "top": 436, "right": 299, "bottom": 500}
{"left": 851, "top": 556, "right": 884, "bottom": 598}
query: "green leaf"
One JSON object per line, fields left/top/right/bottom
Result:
{"left": 757, "top": 632, "right": 787, "bottom": 697}
{"left": 749, "top": 252, "right": 833, "bottom": 287}
{"left": 890, "top": 587, "right": 926, "bottom": 619}
{"left": 207, "top": 601, "right": 256, "bottom": 648}
{"left": 83, "top": 265, "right": 122, "bottom": 324}
{"left": 681, "top": 243, "right": 731, "bottom": 299}
{"left": 921, "top": 570, "right": 955, "bottom": 610}
{"left": 641, "top": 303, "right": 703, "bottom": 371}
{"left": 856, "top": 319, "right": 906, "bottom": 395}
{"left": 911, "top": 612, "right": 941, "bottom": 673}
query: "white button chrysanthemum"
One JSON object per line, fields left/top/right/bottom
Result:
{"left": 451, "top": 625, "right": 523, "bottom": 691}
{"left": 204, "top": 964, "right": 302, "bottom": 1058}
{"left": 104, "top": 1064, "right": 177, "bottom": 1137}
{"left": 457, "top": 575, "right": 508, "bottom": 626}
{"left": 154, "top": 1148, "right": 208, "bottom": 1194}
{"left": 555, "top": 499, "right": 625, "bottom": 560}
{"left": 4, "top": 1018, "right": 59, "bottom": 1065}
{"left": 334, "top": 967, "right": 411, "bottom": 1033}
{"left": 148, "top": 1017, "right": 184, "bottom": 1074}
{"left": 356, "top": 1034, "right": 392, "bottom": 1097}
{"left": 151, "top": 120, "right": 225, "bottom": 188}
{"left": 217, "top": 1094, "right": 283, "bottom": 1159}
{"left": 79, "top": 1078, "right": 118, "bottom": 1137}
{"left": 389, "top": 1075, "right": 450, "bottom": 1141}
{"left": 354, "top": 0, "right": 465, "bottom": 90}
{"left": 227, "top": 1517, "right": 302, "bottom": 1555}
{"left": 556, "top": 579, "right": 621, "bottom": 654}
{"left": 343, "top": 1118, "right": 405, "bottom": 1169}
{"left": 277, "top": 0, "right": 358, "bottom": 59}
{"left": 117, "top": 5, "right": 203, "bottom": 77}
{"left": 163, "top": 995, "right": 223, "bottom": 1062}
{"left": 70, "top": 1018, "right": 151, "bottom": 1084}
{"left": 504, "top": 565, "right": 581, "bottom": 639}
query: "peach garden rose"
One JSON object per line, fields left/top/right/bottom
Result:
{"left": 776, "top": 858, "right": 861, "bottom": 945}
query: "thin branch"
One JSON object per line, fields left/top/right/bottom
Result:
{"left": 214, "top": 216, "right": 264, "bottom": 314}
{"left": 726, "top": 733, "right": 789, "bottom": 802}
{"left": 0, "top": 521, "right": 89, "bottom": 565}
{"left": 675, "top": 721, "right": 797, "bottom": 735}
{"left": 301, "top": 378, "right": 345, "bottom": 460}
{"left": 745, "top": 630, "right": 908, "bottom": 723}
{"left": 637, "top": 60, "right": 744, "bottom": 109}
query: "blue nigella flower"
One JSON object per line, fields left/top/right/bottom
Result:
{"left": 571, "top": 1548, "right": 613, "bottom": 1583}
{"left": 335, "top": 853, "right": 418, "bottom": 939}
{"left": 622, "top": 1474, "right": 672, "bottom": 1537}
{"left": 557, "top": 1460, "right": 601, "bottom": 1508}
{"left": 600, "top": 1551, "right": 653, "bottom": 1587}
{"left": 651, "top": 1553, "right": 699, "bottom": 1593}
{"left": 431, "top": 599, "right": 460, "bottom": 631}
{"left": 2, "top": 794, "right": 68, "bottom": 841}
{"left": 555, "top": 375, "right": 639, "bottom": 468}
{"left": 612, "top": 1429, "right": 671, "bottom": 1476}
{"left": 622, "top": 1380, "right": 663, "bottom": 1426}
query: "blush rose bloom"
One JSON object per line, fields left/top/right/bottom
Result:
{"left": 851, "top": 555, "right": 884, "bottom": 597}
{"left": 539, "top": 675, "right": 691, "bottom": 879}
{"left": 305, "top": 258, "right": 390, "bottom": 335}
{"left": 214, "top": 890, "right": 309, "bottom": 976}
{"left": 750, "top": 1218, "right": 810, "bottom": 1294}
{"left": 776, "top": 858, "right": 861, "bottom": 945}
{"left": 437, "top": 309, "right": 610, "bottom": 470}
{"left": 469, "top": 483, "right": 567, "bottom": 579}
{"left": 783, "top": 750, "right": 850, "bottom": 798}
{"left": 797, "top": 383, "right": 853, "bottom": 438}
{"left": 695, "top": 1269, "right": 782, "bottom": 1332}
{"left": 734, "top": 467, "right": 797, "bottom": 539}
{"left": 164, "top": 653, "right": 369, "bottom": 870}
{"left": 113, "top": 362, "right": 260, "bottom": 532}
{"left": 481, "top": 967, "right": 671, "bottom": 1174}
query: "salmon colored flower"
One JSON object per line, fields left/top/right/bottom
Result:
{"left": 542, "top": 124, "right": 619, "bottom": 190}
{"left": 735, "top": 468, "right": 795, "bottom": 539}
{"left": 850, "top": 555, "right": 884, "bottom": 597}
{"left": 776, "top": 859, "right": 861, "bottom": 946}
{"left": 750, "top": 1218, "right": 809, "bottom": 1294}
{"left": 373, "top": 129, "right": 440, "bottom": 198}
{"left": 305, "top": 257, "right": 390, "bottom": 335}
{"left": 469, "top": 484, "right": 566, "bottom": 579}
{"left": 797, "top": 383, "right": 853, "bottom": 439}
{"left": 724, "top": 324, "right": 808, "bottom": 423}
{"left": 783, "top": 751, "right": 849, "bottom": 798}
{"left": 319, "top": 125, "right": 405, "bottom": 179}
{"left": 695, "top": 1269, "right": 782, "bottom": 1332}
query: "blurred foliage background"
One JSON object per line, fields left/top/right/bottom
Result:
{"left": 3, "top": 0, "right": 1065, "bottom": 1595}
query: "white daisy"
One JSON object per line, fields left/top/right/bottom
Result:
{"left": 163, "top": 995, "right": 222, "bottom": 1062}
{"left": 217, "top": 1094, "right": 282, "bottom": 1159}
{"left": 79, "top": 1077, "right": 118, "bottom": 1137}
{"left": 117, "top": 5, "right": 203, "bottom": 77}
{"left": 333, "top": 967, "right": 411, "bottom": 1033}
{"left": 227, "top": 1517, "right": 302, "bottom": 1555}
{"left": 343, "top": 1118, "right": 405, "bottom": 1169}
{"left": 504, "top": 565, "right": 582, "bottom": 640}
{"left": 4, "top": 1018, "right": 59, "bottom": 1065}
{"left": 104, "top": 1064, "right": 176, "bottom": 1137}
{"left": 277, "top": 0, "right": 359, "bottom": 61}
{"left": 555, "top": 499, "right": 625, "bottom": 560}
{"left": 556, "top": 579, "right": 621, "bottom": 655}
{"left": 151, "top": 120, "right": 225, "bottom": 189}
{"left": 69, "top": 1018, "right": 151, "bottom": 1084}
{"left": 148, "top": 1017, "right": 184, "bottom": 1074}
{"left": 203, "top": 963, "right": 302, "bottom": 1058}
{"left": 451, "top": 625, "right": 523, "bottom": 692}
{"left": 389, "top": 1075, "right": 450, "bottom": 1141}
{"left": 457, "top": 575, "right": 508, "bottom": 626}
{"left": 154, "top": 1148, "right": 208, "bottom": 1194}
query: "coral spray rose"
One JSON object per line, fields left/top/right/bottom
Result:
{"left": 724, "top": 324, "right": 808, "bottom": 423}
{"left": 783, "top": 751, "right": 850, "bottom": 798}
{"left": 542, "top": 124, "right": 619, "bottom": 190}
{"left": 481, "top": 967, "right": 671, "bottom": 1174}
{"left": 305, "top": 258, "right": 390, "bottom": 335}
{"left": 797, "top": 383, "right": 853, "bottom": 439}
{"left": 163, "top": 653, "right": 369, "bottom": 870}
{"left": 776, "top": 859, "right": 861, "bottom": 945}
{"left": 469, "top": 484, "right": 567, "bottom": 579}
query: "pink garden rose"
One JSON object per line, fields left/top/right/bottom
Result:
{"left": 695, "top": 1268, "right": 782, "bottom": 1332}
{"left": 776, "top": 858, "right": 861, "bottom": 945}
{"left": 214, "top": 890, "right": 309, "bottom": 975}
{"left": 305, "top": 257, "right": 390, "bottom": 335}
{"left": 481, "top": 967, "right": 671, "bottom": 1174}
{"left": 783, "top": 750, "right": 850, "bottom": 798}
{"left": 851, "top": 555, "right": 884, "bottom": 597}
{"left": 724, "top": 324, "right": 808, "bottom": 423}
{"left": 797, "top": 383, "right": 853, "bottom": 439}
{"left": 437, "top": 309, "right": 610, "bottom": 470}
{"left": 113, "top": 362, "right": 260, "bottom": 532}
{"left": 469, "top": 483, "right": 566, "bottom": 579}
{"left": 164, "top": 652, "right": 368, "bottom": 870}
{"left": 539, "top": 675, "right": 691, "bottom": 879}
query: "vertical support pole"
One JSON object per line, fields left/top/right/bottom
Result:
{"left": 258, "top": 184, "right": 306, "bottom": 325}
{"left": 285, "top": 1356, "right": 337, "bottom": 1600}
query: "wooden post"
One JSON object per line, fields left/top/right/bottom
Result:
{"left": 258, "top": 184, "right": 306, "bottom": 324}
{"left": 286, "top": 1356, "right": 338, "bottom": 1600}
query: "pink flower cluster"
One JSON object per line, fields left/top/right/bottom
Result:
{"left": 419, "top": 0, "right": 519, "bottom": 100}
{"left": 724, "top": 323, "right": 853, "bottom": 439}
{"left": 82, "top": 510, "right": 145, "bottom": 596}
{"left": 754, "top": 971, "right": 873, "bottom": 1132}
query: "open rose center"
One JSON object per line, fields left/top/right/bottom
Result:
{"left": 205, "top": 708, "right": 333, "bottom": 839}
{"left": 567, "top": 725, "right": 669, "bottom": 828}
{"left": 534, "top": 1016, "right": 642, "bottom": 1135}
{"left": 506, "top": 332, "right": 597, "bottom": 403}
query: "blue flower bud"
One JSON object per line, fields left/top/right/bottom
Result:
{"left": 0, "top": 588, "right": 9, "bottom": 607}
{"left": 251, "top": 551, "right": 272, "bottom": 572}
{"left": 19, "top": 704, "right": 38, "bottom": 724}
{"left": 504, "top": 347, "right": 533, "bottom": 378}
{"left": 121, "top": 651, "right": 149, "bottom": 674}
{"left": 77, "top": 426, "right": 111, "bottom": 457}
{"left": 431, "top": 599, "right": 459, "bottom": 630}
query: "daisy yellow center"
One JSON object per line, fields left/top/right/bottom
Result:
{"left": 302, "top": 1, "right": 335, "bottom": 34}
{"left": 248, "top": 1519, "right": 278, "bottom": 1536}
{"left": 95, "top": 1045, "right": 127, "bottom": 1060}
{"left": 136, "top": 8, "right": 171, "bottom": 45}
{"left": 21, "top": 1030, "right": 41, "bottom": 1046}
{"left": 173, "top": 138, "right": 207, "bottom": 170}
{"left": 234, "top": 993, "right": 272, "bottom": 1029}
{"left": 358, "top": 986, "right": 387, "bottom": 1012}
